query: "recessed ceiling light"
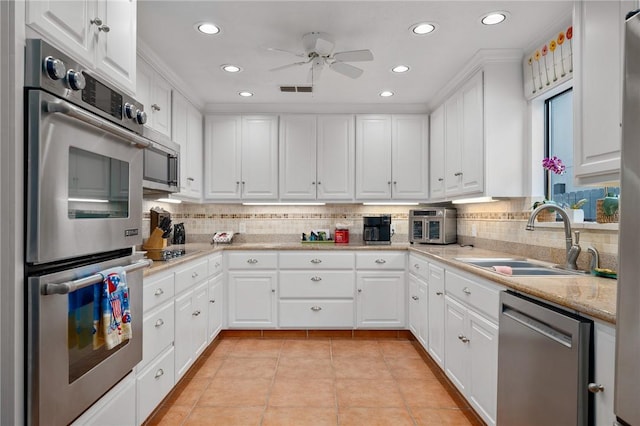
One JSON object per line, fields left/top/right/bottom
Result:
{"left": 380, "top": 91, "right": 394, "bottom": 97}
{"left": 392, "top": 65, "right": 410, "bottom": 73}
{"left": 221, "top": 64, "right": 242, "bottom": 73}
{"left": 481, "top": 12, "right": 507, "bottom": 25}
{"left": 238, "top": 91, "right": 253, "bottom": 97}
{"left": 410, "top": 22, "right": 436, "bottom": 35}
{"left": 197, "top": 22, "right": 220, "bottom": 35}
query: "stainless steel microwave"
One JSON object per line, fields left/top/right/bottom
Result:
{"left": 142, "top": 127, "right": 180, "bottom": 195}
{"left": 409, "top": 208, "right": 457, "bottom": 244}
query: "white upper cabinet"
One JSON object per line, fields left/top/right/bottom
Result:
{"left": 429, "top": 104, "right": 446, "bottom": 200}
{"left": 356, "top": 114, "right": 428, "bottom": 200}
{"left": 204, "top": 115, "right": 278, "bottom": 201}
{"left": 573, "top": 1, "right": 633, "bottom": 185}
{"left": 279, "top": 114, "right": 355, "bottom": 201}
{"left": 136, "top": 58, "right": 172, "bottom": 137}
{"left": 26, "top": 0, "right": 137, "bottom": 93}
{"left": 172, "top": 91, "right": 203, "bottom": 200}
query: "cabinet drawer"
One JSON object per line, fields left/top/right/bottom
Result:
{"left": 279, "top": 300, "right": 354, "bottom": 328}
{"left": 136, "top": 347, "right": 175, "bottom": 424}
{"left": 279, "top": 252, "right": 355, "bottom": 269}
{"left": 356, "top": 252, "right": 406, "bottom": 269}
{"left": 139, "top": 301, "right": 175, "bottom": 371}
{"left": 227, "top": 252, "right": 278, "bottom": 269}
{"left": 208, "top": 254, "right": 223, "bottom": 276}
{"left": 429, "top": 263, "right": 445, "bottom": 293}
{"left": 446, "top": 270, "right": 501, "bottom": 320}
{"left": 143, "top": 272, "right": 175, "bottom": 312}
{"left": 175, "top": 258, "right": 208, "bottom": 294}
{"left": 409, "top": 254, "right": 430, "bottom": 281}
{"left": 279, "top": 271, "right": 354, "bottom": 298}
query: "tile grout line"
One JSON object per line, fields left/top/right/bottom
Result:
{"left": 259, "top": 339, "right": 284, "bottom": 426}
{"left": 378, "top": 341, "right": 420, "bottom": 426}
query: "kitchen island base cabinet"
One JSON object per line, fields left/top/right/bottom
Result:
{"left": 227, "top": 271, "right": 277, "bottom": 328}
{"left": 70, "top": 372, "right": 136, "bottom": 426}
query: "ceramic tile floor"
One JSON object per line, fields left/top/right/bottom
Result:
{"left": 145, "top": 338, "right": 483, "bottom": 426}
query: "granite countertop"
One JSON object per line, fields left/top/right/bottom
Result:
{"left": 142, "top": 241, "right": 617, "bottom": 324}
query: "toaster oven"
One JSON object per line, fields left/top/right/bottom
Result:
{"left": 409, "top": 208, "right": 457, "bottom": 244}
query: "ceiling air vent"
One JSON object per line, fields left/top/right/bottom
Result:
{"left": 280, "top": 85, "right": 313, "bottom": 93}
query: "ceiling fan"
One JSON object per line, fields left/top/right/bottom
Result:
{"left": 268, "top": 32, "right": 374, "bottom": 83}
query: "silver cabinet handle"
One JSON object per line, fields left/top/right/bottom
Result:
{"left": 317, "top": 181, "right": 321, "bottom": 185}
{"left": 312, "top": 181, "right": 316, "bottom": 185}
{"left": 215, "top": 262, "right": 221, "bottom": 268}
{"left": 90, "top": 17, "right": 110, "bottom": 32}
{"left": 454, "top": 172, "right": 463, "bottom": 176}
{"left": 310, "top": 306, "right": 322, "bottom": 312}
{"left": 187, "top": 177, "right": 195, "bottom": 182}
{"left": 210, "top": 299, "right": 216, "bottom": 304}
{"left": 414, "top": 264, "right": 420, "bottom": 269}
{"left": 387, "top": 181, "right": 392, "bottom": 185}
{"left": 271, "top": 289, "right": 276, "bottom": 293}
{"left": 393, "top": 181, "right": 397, "bottom": 185}
{"left": 154, "top": 288, "right": 164, "bottom": 296}
{"left": 151, "top": 104, "right": 161, "bottom": 111}
{"left": 155, "top": 319, "right": 164, "bottom": 328}
{"left": 310, "top": 276, "right": 322, "bottom": 282}
{"left": 462, "top": 287, "right": 471, "bottom": 295}
{"left": 358, "top": 289, "right": 362, "bottom": 293}
{"left": 588, "top": 383, "right": 605, "bottom": 393}
{"left": 192, "top": 272, "right": 199, "bottom": 278}
{"left": 436, "top": 291, "right": 443, "bottom": 296}
{"left": 247, "top": 258, "right": 258, "bottom": 264}
{"left": 154, "top": 369, "right": 164, "bottom": 379}
{"left": 192, "top": 310, "right": 201, "bottom": 316}
{"left": 438, "top": 177, "right": 444, "bottom": 182}
{"left": 310, "top": 259, "right": 322, "bottom": 264}
{"left": 458, "top": 334, "right": 470, "bottom": 343}
{"left": 412, "top": 295, "right": 419, "bottom": 301}
{"left": 375, "top": 259, "right": 387, "bottom": 264}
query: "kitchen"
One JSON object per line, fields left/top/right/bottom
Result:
{"left": 0, "top": 0, "right": 633, "bottom": 425}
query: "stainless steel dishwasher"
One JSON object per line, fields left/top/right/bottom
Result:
{"left": 497, "top": 291, "right": 593, "bottom": 425}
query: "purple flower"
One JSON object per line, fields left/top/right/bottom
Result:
{"left": 542, "top": 156, "right": 566, "bottom": 175}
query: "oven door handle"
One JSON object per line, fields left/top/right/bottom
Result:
{"left": 42, "top": 259, "right": 153, "bottom": 296}
{"left": 46, "top": 100, "right": 151, "bottom": 149}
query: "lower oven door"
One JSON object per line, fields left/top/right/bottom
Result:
{"left": 26, "top": 90, "right": 144, "bottom": 264}
{"left": 27, "top": 255, "right": 146, "bottom": 426}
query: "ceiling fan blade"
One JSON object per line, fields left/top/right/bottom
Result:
{"left": 312, "top": 58, "right": 323, "bottom": 82}
{"left": 269, "top": 60, "right": 309, "bottom": 72}
{"left": 332, "top": 49, "right": 374, "bottom": 62}
{"left": 329, "top": 61, "right": 364, "bottom": 79}
{"left": 266, "top": 47, "right": 305, "bottom": 58}
{"left": 314, "top": 38, "right": 334, "bottom": 56}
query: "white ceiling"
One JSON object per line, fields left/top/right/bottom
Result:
{"left": 137, "top": 1, "right": 573, "bottom": 111}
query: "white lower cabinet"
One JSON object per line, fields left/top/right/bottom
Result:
{"left": 139, "top": 300, "right": 174, "bottom": 370}
{"left": 593, "top": 322, "right": 616, "bottom": 426}
{"left": 136, "top": 347, "right": 175, "bottom": 424}
{"left": 408, "top": 273, "right": 428, "bottom": 348}
{"left": 71, "top": 372, "right": 136, "bottom": 426}
{"left": 227, "top": 271, "right": 277, "bottom": 328}
{"left": 207, "top": 273, "right": 224, "bottom": 342}
{"left": 444, "top": 275, "right": 500, "bottom": 426}
{"left": 356, "top": 271, "right": 406, "bottom": 328}
{"left": 174, "top": 281, "right": 209, "bottom": 380}
{"left": 279, "top": 300, "right": 354, "bottom": 328}
{"left": 427, "top": 262, "right": 445, "bottom": 368}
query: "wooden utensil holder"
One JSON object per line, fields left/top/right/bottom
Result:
{"left": 143, "top": 228, "right": 168, "bottom": 250}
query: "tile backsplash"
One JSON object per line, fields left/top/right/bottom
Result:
{"left": 143, "top": 197, "right": 619, "bottom": 270}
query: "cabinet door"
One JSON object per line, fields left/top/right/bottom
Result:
{"left": 417, "top": 280, "right": 428, "bottom": 348}
{"left": 356, "top": 271, "right": 406, "bottom": 328}
{"left": 192, "top": 282, "right": 209, "bottom": 359}
{"left": 444, "top": 94, "right": 463, "bottom": 196}
{"left": 408, "top": 275, "right": 420, "bottom": 337}
{"left": 593, "top": 322, "right": 616, "bottom": 426}
{"left": 573, "top": 1, "right": 631, "bottom": 183}
{"left": 184, "top": 103, "right": 203, "bottom": 199}
{"left": 444, "top": 296, "right": 468, "bottom": 393}
{"left": 279, "top": 114, "right": 317, "bottom": 200}
{"left": 136, "top": 57, "right": 153, "bottom": 119}
{"left": 204, "top": 115, "right": 242, "bottom": 199}
{"left": 241, "top": 115, "right": 279, "bottom": 199}
{"left": 391, "top": 115, "right": 429, "bottom": 199}
{"left": 172, "top": 91, "right": 189, "bottom": 191}
{"left": 427, "top": 264, "right": 445, "bottom": 368}
{"left": 460, "top": 71, "right": 484, "bottom": 195}
{"left": 207, "top": 274, "right": 224, "bottom": 342}
{"left": 355, "top": 115, "right": 392, "bottom": 199}
{"left": 26, "top": 0, "right": 94, "bottom": 65}
{"left": 467, "top": 310, "right": 499, "bottom": 426}
{"left": 94, "top": 0, "right": 136, "bottom": 93}
{"left": 174, "top": 290, "right": 195, "bottom": 380}
{"left": 429, "top": 105, "right": 446, "bottom": 199}
{"left": 228, "top": 271, "right": 277, "bottom": 328}
{"left": 151, "top": 74, "right": 172, "bottom": 137}
{"left": 317, "top": 114, "right": 355, "bottom": 200}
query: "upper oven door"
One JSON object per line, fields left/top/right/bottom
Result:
{"left": 26, "top": 90, "right": 145, "bottom": 264}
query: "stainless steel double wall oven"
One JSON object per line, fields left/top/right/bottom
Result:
{"left": 24, "top": 39, "right": 151, "bottom": 425}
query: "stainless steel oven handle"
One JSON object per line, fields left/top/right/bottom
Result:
{"left": 45, "top": 100, "right": 151, "bottom": 149}
{"left": 42, "top": 259, "right": 153, "bottom": 295}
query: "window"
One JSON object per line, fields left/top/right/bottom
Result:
{"left": 544, "top": 89, "right": 619, "bottom": 221}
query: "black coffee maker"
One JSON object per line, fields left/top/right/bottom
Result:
{"left": 172, "top": 223, "right": 186, "bottom": 245}
{"left": 363, "top": 215, "right": 392, "bottom": 245}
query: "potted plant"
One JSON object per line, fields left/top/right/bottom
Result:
{"left": 568, "top": 198, "right": 587, "bottom": 223}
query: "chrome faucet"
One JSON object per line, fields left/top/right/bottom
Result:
{"left": 526, "top": 204, "right": 582, "bottom": 271}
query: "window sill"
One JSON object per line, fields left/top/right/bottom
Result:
{"left": 531, "top": 221, "right": 619, "bottom": 232}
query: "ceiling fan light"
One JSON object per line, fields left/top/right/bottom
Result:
{"left": 411, "top": 23, "right": 436, "bottom": 35}
{"left": 392, "top": 65, "right": 410, "bottom": 73}
{"left": 481, "top": 12, "right": 507, "bottom": 25}
{"left": 380, "top": 91, "right": 394, "bottom": 97}
{"left": 197, "top": 22, "right": 220, "bottom": 35}
{"left": 221, "top": 64, "right": 242, "bottom": 73}
{"left": 238, "top": 91, "right": 253, "bottom": 97}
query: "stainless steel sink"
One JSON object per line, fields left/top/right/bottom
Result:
{"left": 454, "top": 257, "right": 585, "bottom": 276}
